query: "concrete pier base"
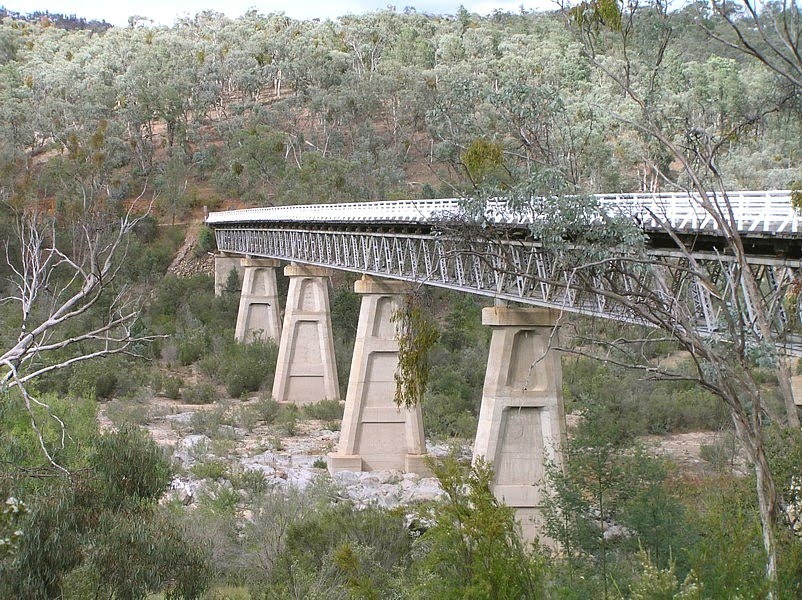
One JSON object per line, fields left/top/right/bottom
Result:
{"left": 791, "top": 375, "right": 802, "bottom": 406}
{"left": 234, "top": 258, "right": 282, "bottom": 344}
{"left": 329, "top": 276, "right": 428, "bottom": 475}
{"left": 214, "top": 252, "right": 245, "bottom": 297}
{"left": 473, "top": 306, "right": 566, "bottom": 544}
{"left": 272, "top": 264, "right": 339, "bottom": 405}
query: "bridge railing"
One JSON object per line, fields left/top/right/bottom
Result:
{"left": 206, "top": 190, "right": 797, "bottom": 235}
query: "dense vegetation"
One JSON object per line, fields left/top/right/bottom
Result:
{"left": 0, "top": 2, "right": 801, "bottom": 599}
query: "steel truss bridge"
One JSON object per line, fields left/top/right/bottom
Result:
{"left": 207, "top": 190, "right": 802, "bottom": 353}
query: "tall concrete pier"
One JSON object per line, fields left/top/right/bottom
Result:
{"left": 329, "top": 276, "right": 429, "bottom": 475}
{"left": 272, "top": 264, "right": 339, "bottom": 405}
{"left": 473, "top": 306, "right": 566, "bottom": 543}
{"left": 234, "top": 257, "right": 282, "bottom": 343}
{"left": 214, "top": 251, "right": 245, "bottom": 296}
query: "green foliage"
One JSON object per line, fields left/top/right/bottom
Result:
{"left": 104, "top": 398, "right": 153, "bottom": 427}
{"left": 88, "top": 510, "right": 211, "bottom": 600}
{"left": 302, "top": 399, "right": 344, "bottom": 421}
{"left": 392, "top": 293, "right": 440, "bottom": 409}
{"left": 183, "top": 382, "right": 218, "bottom": 405}
{"left": 254, "top": 396, "right": 280, "bottom": 424}
{"left": 231, "top": 468, "right": 269, "bottom": 497}
{"left": 564, "top": 356, "right": 729, "bottom": 435}
{"left": 163, "top": 375, "right": 183, "bottom": 399}
{"left": 409, "top": 457, "right": 544, "bottom": 599}
{"left": 192, "top": 458, "right": 231, "bottom": 481}
{"left": 89, "top": 425, "right": 172, "bottom": 510}
{"left": 265, "top": 501, "right": 411, "bottom": 599}
{"left": 423, "top": 295, "right": 489, "bottom": 439}
{"left": 67, "top": 355, "right": 144, "bottom": 401}
{"left": 0, "top": 497, "right": 26, "bottom": 559}
{"left": 0, "top": 392, "right": 98, "bottom": 473}
{"left": 0, "top": 411, "right": 207, "bottom": 599}
{"left": 198, "top": 225, "right": 217, "bottom": 254}
{"left": 544, "top": 398, "right": 688, "bottom": 594}
{"left": 199, "top": 340, "right": 279, "bottom": 398}
{"left": 189, "top": 405, "right": 237, "bottom": 438}
{"left": 462, "top": 138, "right": 507, "bottom": 186}
{"left": 570, "top": 0, "right": 623, "bottom": 32}
{"left": 628, "top": 551, "right": 701, "bottom": 600}
{"left": 277, "top": 404, "right": 299, "bottom": 436}
{"left": 680, "top": 477, "right": 769, "bottom": 598}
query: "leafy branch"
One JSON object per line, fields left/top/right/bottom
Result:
{"left": 391, "top": 292, "right": 440, "bottom": 409}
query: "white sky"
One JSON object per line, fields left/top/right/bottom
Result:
{"left": 3, "top": 0, "right": 557, "bottom": 26}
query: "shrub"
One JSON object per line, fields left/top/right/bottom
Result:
{"left": 277, "top": 405, "right": 298, "bottom": 437}
{"left": 197, "top": 225, "right": 217, "bottom": 254}
{"left": 192, "top": 459, "right": 230, "bottom": 481}
{"left": 302, "top": 399, "right": 344, "bottom": 421}
{"left": 177, "top": 330, "right": 210, "bottom": 366}
{"left": 409, "top": 457, "right": 545, "bottom": 599}
{"left": 89, "top": 425, "right": 172, "bottom": 510}
{"left": 105, "top": 399, "right": 151, "bottom": 428}
{"left": 200, "top": 340, "right": 278, "bottom": 398}
{"left": 67, "top": 357, "right": 140, "bottom": 401}
{"left": 88, "top": 510, "right": 211, "bottom": 600}
{"left": 183, "top": 383, "right": 218, "bottom": 405}
{"left": 232, "top": 469, "right": 269, "bottom": 496}
{"left": 254, "top": 397, "right": 280, "bottom": 424}
{"left": 163, "top": 376, "right": 183, "bottom": 400}
{"left": 189, "top": 406, "right": 236, "bottom": 438}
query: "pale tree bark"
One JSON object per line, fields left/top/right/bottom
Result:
{"left": 553, "top": 2, "right": 801, "bottom": 591}
{"left": 0, "top": 197, "right": 156, "bottom": 473}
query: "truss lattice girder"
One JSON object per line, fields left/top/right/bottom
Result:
{"left": 215, "top": 226, "right": 801, "bottom": 347}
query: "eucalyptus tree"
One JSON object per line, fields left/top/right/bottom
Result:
{"left": 505, "top": 0, "right": 802, "bottom": 593}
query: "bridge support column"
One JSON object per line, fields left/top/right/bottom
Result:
{"left": 234, "top": 258, "right": 282, "bottom": 344}
{"left": 272, "top": 264, "right": 339, "bottom": 405}
{"left": 791, "top": 374, "right": 802, "bottom": 406}
{"left": 214, "top": 252, "right": 244, "bottom": 297}
{"left": 473, "top": 306, "right": 566, "bottom": 544}
{"left": 329, "top": 276, "right": 428, "bottom": 475}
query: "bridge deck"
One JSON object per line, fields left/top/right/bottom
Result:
{"left": 207, "top": 190, "right": 799, "bottom": 236}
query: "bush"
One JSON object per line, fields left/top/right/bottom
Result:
{"left": 302, "top": 399, "right": 344, "bottom": 421}
{"left": 163, "top": 376, "right": 183, "bottom": 400}
{"left": 200, "top": 340, "right": 278, "bottom": 398}
{"left": 67, "top": 357, "right": 141, "bottom": 401}
{"left": 89, "top": 425, "right": 172, "bottom": 510}
{"left": 189, "top": 405, "right": 236, "bottom": 438}
{"left": 177, "top": 330, "right": 210, "bottom": 366}
{"left": 254, "top": 397, "right": 280, "bottom": 424}
{"left": 197, "top": 225, "right": 217, "bottom": 254}
{"left": 183, "top": 383, "right": 218, "bottom": 405}
{"left": 192, "top": 458, "right": 230, "bottom": 481}
{"left": 88, "top": 510, "right": 211, "bottom": 600}
{"left": 105, "top": 399, "right": 152, "bottom": 427}
{"left": 277, "top": 405, "right": 298, "bottom": 436}
{"left": 563, "top": 357, "right": 729, "bottom": 435}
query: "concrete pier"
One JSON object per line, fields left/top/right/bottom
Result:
{"left": 473, "top": 306, "right": 566, "bottom": 543}
{"left": 214, "top": 252, "right": 245, "bottom": 297}
{"left": 272, "top": 264, "right": 339, "bottom": 405}
{"left": 234, "top": 258, "right": 282, "bottom": 344}
{"left": 329, "top": 276, "right": 429, "bottom": 475}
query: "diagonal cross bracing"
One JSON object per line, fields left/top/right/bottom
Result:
{"left": 208, "top": 191, "right": 802, "bottom": 354}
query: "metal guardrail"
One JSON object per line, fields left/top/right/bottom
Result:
{"left": 206, "top": 190, "right": 799, "bottom": 235}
